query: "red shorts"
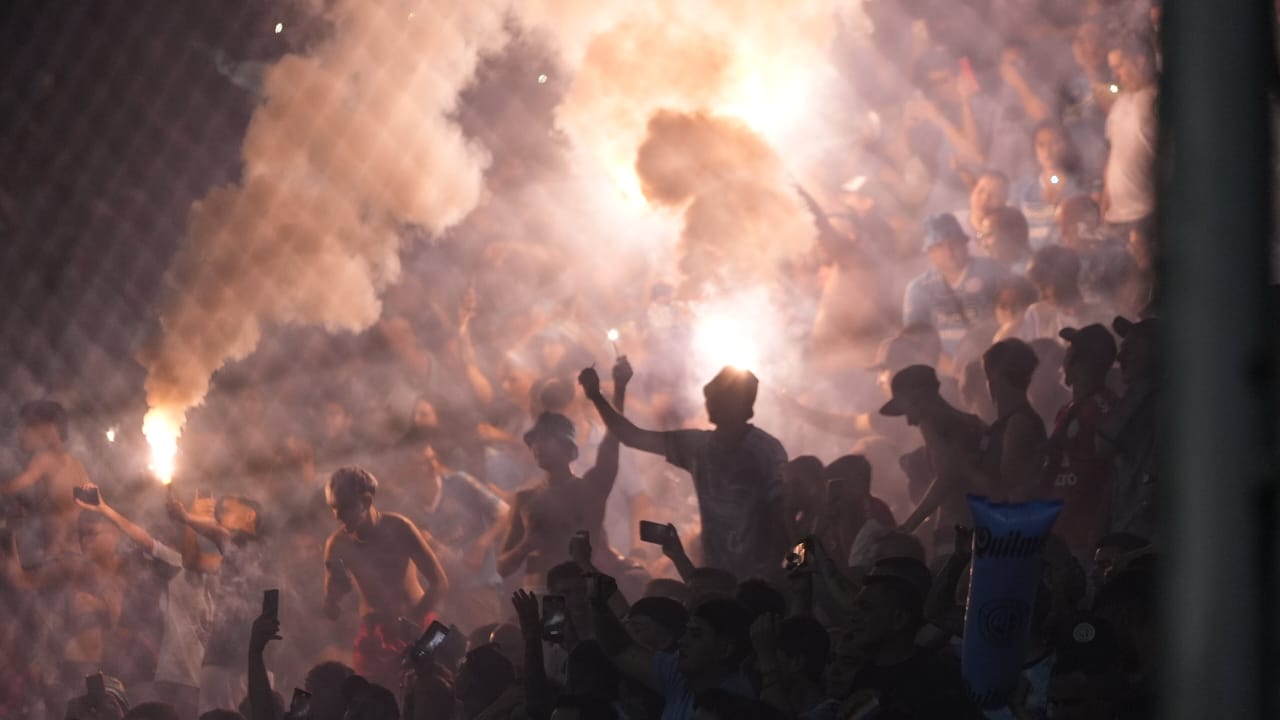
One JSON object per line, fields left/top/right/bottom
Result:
{"left": 353, "top": 611, "right": 436, "bottom": 690}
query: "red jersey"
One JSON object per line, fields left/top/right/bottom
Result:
{"left": 1045, "top": 389, "right": 1118, "bottom": 550}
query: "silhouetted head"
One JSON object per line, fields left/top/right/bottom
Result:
{"left": 983, "top": 338, "right": 1040, "bottom": 399}
{"left": 523, "top": 412, "right": 578, "bottom": 470}
{"left": 702, "top": 367, "right": 758, "bottom": 426}
{"left": 879, "top": 365, "right": 943, "bottom": 427}
{"left": 1060, "top": 324, "right": 1118, "bottom": 389}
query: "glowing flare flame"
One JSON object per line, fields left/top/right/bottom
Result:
{"left": 607, "top": 328, "right": 620, "bottom": 342}
{"left": 693, "top": 310, "right": 761, "bottom": 374}
{"left": 142, "top": 409, "right": 181, "bottom": 485}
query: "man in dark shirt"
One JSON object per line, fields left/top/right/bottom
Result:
{"left": 844, "top": 559, "right": 980, "bottom": 720}
{"left": 1046, "top": 325, "right": 1119, "bottom": 556}
{"left": 581, "top": 365, "right": 789, "bottom": 580}
{"left": 1098, "top": 317, "right": 1161, "bottom": 540}
{"left": 981, "top": 339, "right": 1049, "bottom": 502}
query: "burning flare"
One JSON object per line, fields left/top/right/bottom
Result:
{"left": 693, "top": 304, "right": 762, "bottom": 374}
{"left": 142, "top": 408, "right": 181, "bottom": 484}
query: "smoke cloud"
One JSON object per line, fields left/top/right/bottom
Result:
{"left": 636, "top": 110, "right": 814, "bottom": 297}
{"left": 142, "top": 0, "right": 851, "bottom": 452}
{"left": 142, "top": 0, "right": 510, "bottom": 441}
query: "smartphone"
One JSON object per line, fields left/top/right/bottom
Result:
{"left": 409, "top": 621, "right": 450, "bottom": 662}
{"left": 542, "top": 594, "right": 567, "bottom": 643}
{"left": 782, "top": 539, "right": 811, "bottom": 572}
{"left": 262, "top": 589, "right": 280, "bottom": 621}
{"left": 85, "top": 672, "right": 106, "bottom": 705}
{"left": 638, "top": 520, "right": 670, "bottom": 545}
{"left": 288, "top": 688, "right": 312, "bottom": 718}
{"left": 73, "top": 486, "right": 101, "bottom": 506}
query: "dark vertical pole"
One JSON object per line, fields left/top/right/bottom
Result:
{"left": 1159, "top": 0, "right": 1273, "bottom": 718}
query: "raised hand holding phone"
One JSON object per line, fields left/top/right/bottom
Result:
{"left": 638, "top": 520, "right": 670, "bottom": 546}
{"left": 408, "top": 621, "right": 450, "bottom": 665}
{"left": 263, "top": 589, "right": 280, "bottom": 620}
{"left": 72, "top": 485, "right": 101, "bottom": 507}
{"left": 251, "top": 589, "right": 282, "bottom": 654}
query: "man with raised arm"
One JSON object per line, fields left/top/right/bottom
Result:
{"left": 322, "top": 466, "right": 449, "bottom": 690}
{"left": 73, "top": 483, "right": 212, "bottom": 719}
{"left": 498, "top": 357, "right": 633, "bottom": 586}
{"left": 579, "top": 364, "right": 789, "bottom": 581}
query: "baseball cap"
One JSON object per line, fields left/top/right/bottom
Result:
{"left": 864, "top": 557, "right": 933, "bottom": 612}
{"left": 1052, "top": 615, "right": 1122, "bottom": 675}
{"left": 1112, "top": 315, "right": 1160, "bottom": 341}
{"left": 1059, "top": 324, "right": 1117, "bottom": 366}
{"left": 878, "top": 365, "right": 941, "bottom": 417}
{"left": 523, "top": 412, "right": 577, "bottom": 449}
{"left": 923, "top": 213, "right": 966, "bottom": 251}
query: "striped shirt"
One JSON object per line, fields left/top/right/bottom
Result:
{"left": 903, "top": 257, "right": 1009, "bottom": 353}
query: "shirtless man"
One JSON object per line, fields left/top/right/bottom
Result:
{"left": 322, "top": 466, "right": 449, "bottom": 689}
{"left": 2, "top": 401, "right": 88, "bottom": 577}
{"left": 497, "top": 358, "right": 631, "bottom": 587}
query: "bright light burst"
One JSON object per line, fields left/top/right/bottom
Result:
{"left": 607, "top": 328, "right": 620, "bottom": 342}
{"left": 142, "top": 409, "right": 181, "bottom": 485}
{"left": 274, "top": 22, "right": 284, "bottom": 34}
{"left": 692, "top": 304, "right": 763, "bottom": 374}
{"left": 105, "top": 427, "right": 117, "bottom": 444}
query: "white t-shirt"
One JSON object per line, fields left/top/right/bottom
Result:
{"left": 149, "top": 541, "right": 213, "bottom": 688}
{"left": 1104, "top": 86, "right": 1157, "bottom": 223}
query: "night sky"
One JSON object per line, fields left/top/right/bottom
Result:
{"left": 0, "top": 1, "right": 302, "bottom": 410}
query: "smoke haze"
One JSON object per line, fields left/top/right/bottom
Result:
{"left": 143, "top": 0, "right": 851, "bottom": 437}
{"left": 142, "top": 0, "right": 509, "bottom": 425}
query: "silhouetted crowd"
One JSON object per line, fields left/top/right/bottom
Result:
{"left": 0, "top": 0, "right": 1170, "bottom": 718}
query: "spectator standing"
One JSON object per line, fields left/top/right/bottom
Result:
{"left": 581, "top": 366, "right": 789, "bottom": 581}
{"left": 904, "top": 214, "right": 1009, "bottom": 355}
{"left": 1098, "top": 317, "right": 1162, "bottom": 541}
{"left": 981, "top": 339, "right": 1049, "bottom": 502}
{"left": 1045, "top": 325, "right": 1119, "bottom": 557}
{"left": 881, "top": 366, "right": 988, "bottom": 555}
{"left": 1102, "top": 34, "right": 1158, "bottom": 232}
